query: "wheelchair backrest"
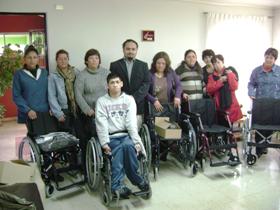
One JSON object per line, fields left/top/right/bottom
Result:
{"left": 186, "top": 98, "right": 216, "bottom": 127}
{"left": 252, "top": 98, "right": 280, "bottom": 125}
{"left": 147, "top": 102, "right": 178, "bottom": 122}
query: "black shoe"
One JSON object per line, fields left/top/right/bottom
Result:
{"left": 113, "top": 186, "right": 132, "bottom": 199}
{"left": 137, "top": 181, "right": 150, "bottom": 192}
{"left": 263, "top": 148, "right": 268, "bottom": 154}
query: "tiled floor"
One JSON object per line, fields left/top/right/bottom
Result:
{"left": 1, "top": 120, "right": 280, "bottom": 210}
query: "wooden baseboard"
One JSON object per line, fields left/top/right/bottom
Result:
{"left": 3, "top": 117, "right": 17, "bottom": 122}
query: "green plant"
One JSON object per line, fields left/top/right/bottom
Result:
{"left": 0, "top": 104, "right": 6, "bottom": 120}
{"left": 0, "top": 44, "right": 23, "bottom": 97}
{"left": 0, "top": 44, "right": 23, "bottom": 119}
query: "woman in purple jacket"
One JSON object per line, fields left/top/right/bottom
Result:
{"left": 147, "top": 51, "right": 182, "bottom": 112}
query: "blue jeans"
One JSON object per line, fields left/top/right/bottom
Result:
{"left": 109, "top": 135, "right": 143, "bottom": 191}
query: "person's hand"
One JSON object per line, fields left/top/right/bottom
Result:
{"left": 27, "top": 110, "right": 37, "bottom": 120}
{"left": 174, "top": 97, "right": 181, "bottom": 108}
{"left": 135, "top": 143, "right": 142, "bottom": 155}
{"left": 154, "top": 100, "right": 163, "bottom": 112}
{"left": 87, "top": 109, "right": 95, "bottom": 117}
{"left": 182, "top": 93, "right": 189, "bottom": 101}
{"left": 206, "top": 64, "right": 214, "bottom": 74}
{"left": 220, "top": 75, "right": 227, "bottom": 82}
{"left": 49, "top": 110, "right": 53, "bottom": 116}
{"left": 58, "top": 115, "right": 65, "bottom": 122}
{"left": 102, "top": 144, "right": 111, "bottom": 155}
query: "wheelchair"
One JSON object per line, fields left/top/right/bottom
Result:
{"left": 144, "top": 102, "right": 198, "bottom": 179}
{"left": 244, "top": 98, "right": 280, "bottom": 166}
{"left": 183, "top": 98, "right": 241, "bottom": 170}
{"left": 18, "top": 114, "right": 85, "bottom": 197}
{"left": 86, "top": 136, "right": 152, "bottom": 206}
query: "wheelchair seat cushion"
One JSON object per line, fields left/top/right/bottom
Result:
{"left": 35, "top": 132, "right": 79, "bottom": 152}
{"left": 203, "top": 124, "right": 229, "bottom": 133}
{"left": 251, "top": 124, "right": 280, "bottom": 131}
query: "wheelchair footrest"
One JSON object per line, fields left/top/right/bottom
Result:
{"left": 56, "top": 180, "right": 85, "bottom": 191}
{"left": 210, "top": 161, "right": 229, "bottom": 167}
{"left": 209, "top": 143, "right": 237, "bottom": 150}
{"left": 247, "top": 142, "right": 280, "bottom": 148}
{"left": 228, "top": 160, "right": 241, "bottom": 166}
{"left": 132, "top": 190, "right": 150, "bottom": 197}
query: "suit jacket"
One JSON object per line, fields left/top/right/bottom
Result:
{"left": 110, "top": 58, "right": 149, "bottom": 114}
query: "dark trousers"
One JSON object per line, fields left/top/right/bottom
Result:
{"left": 26, "top": 112, "right": 57, "bottom": 138}
{"left": 75, "top": 113, "right": 96, "bottom": 174}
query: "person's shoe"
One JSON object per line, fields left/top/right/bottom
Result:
{"left": 113, "top": 186, "right": 132, "bottom": 199}
{"left": 137, "top": 181, "right": 150, "bottom": 193}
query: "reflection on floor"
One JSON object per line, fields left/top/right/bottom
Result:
{"left": 0, "top": 120, "right": 280, "bottom": 210}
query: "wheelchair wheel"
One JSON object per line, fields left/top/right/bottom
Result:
{"left": 142, "top": 187, "right": 152, "bottom": 200}
{"left": 103, "top": 191, "right": 111, "bottom": 206}
{"left": 18, "top": 136, "right": 41, "bottom": 168}
{"left": 45, "top": 184, "right": 55, "bottom": 198}
{"left": 186, "top": 123, "right": 197, "bottom": 162}
{"left": 86, "top": 137, "right": 101, "bottom": 191}
{"left": 139, "top": 124, "right": 152, "bottom": 170}
{"left": 102, "top": 155, "right": 112, "bottom": 206}
{"left": 246, "top": 154, "right": 257, "bottom": 166}
{"left": 153, "top": 166, "right": 159, "bottom": 181}
{"left": 189, "top": 162, "right": 198, "bottom": 177}
{"left": 242, "top": 118, "right": 249, "bottom": 157}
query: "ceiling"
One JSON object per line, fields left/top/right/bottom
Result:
{"left": 173, "top": 0, "right": 280, "bottom": 8}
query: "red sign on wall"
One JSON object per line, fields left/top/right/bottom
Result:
{"left": 142, "top": 30, "right": 155, "bottom": 41}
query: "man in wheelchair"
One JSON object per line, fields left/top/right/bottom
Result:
{"left": 95, "top": 73, "right": 150, "bottom": 199}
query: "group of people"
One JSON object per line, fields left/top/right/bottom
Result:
{"left": 12, "top": 38, "right": 280, "bottom": 198}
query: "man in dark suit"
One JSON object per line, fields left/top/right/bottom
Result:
{"left": 110, "top": 39, "right": 149, "bottom": 116}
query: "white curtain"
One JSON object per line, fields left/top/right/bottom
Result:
{"left": 205, "top": 12, "right": 272, "bottom": 112}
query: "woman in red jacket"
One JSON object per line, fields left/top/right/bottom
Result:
{"left": 206, "top": 54, "right": 242, "bottom": 123}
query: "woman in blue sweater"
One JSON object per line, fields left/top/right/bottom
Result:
{"left": 13, "top": 45, "right": 56, "bottom": 136}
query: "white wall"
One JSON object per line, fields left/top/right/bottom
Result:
{"left": 273, "top": 8, "right": 280, "bottom": 49}
{"left": 0, "top": 0, "right": 273, "bottom": 71}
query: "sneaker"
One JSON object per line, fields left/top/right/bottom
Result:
{"left": 137, "top": 181, "right": 150, "bottom": 192}
{"left": 113, "top": 186, "right": 132, "bottom": 199}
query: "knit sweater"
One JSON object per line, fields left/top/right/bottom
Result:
{"left": 95, "top": 93, "right": 146, "bottom": 156}
{"left": 12, "top": 68, "right": 49, "bottom": 123}
{"left": 175, "top": 62, "right": 203, "bottom": 100}
{"left": 74, "top": 67, "right": 109, "bottom": 114}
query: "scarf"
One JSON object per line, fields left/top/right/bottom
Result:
{"left": 24, "top": 64, "right": 39, "bottom": 78}
{"left": 56, "top": 65, "right": 77, "bottom": 117}
{"left": 213, "top": 69, "right": 232, "bottom": 110}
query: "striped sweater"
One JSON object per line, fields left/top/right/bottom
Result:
{"left": 175, "top": 62, "right": 204, "bottom": 100}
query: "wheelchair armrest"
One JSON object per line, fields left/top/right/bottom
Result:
{"left": 188, "top": 111, "right": 200, "bottom": 118}
{"left": 180, "top": 113, "right": 190, "bottom": 120}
